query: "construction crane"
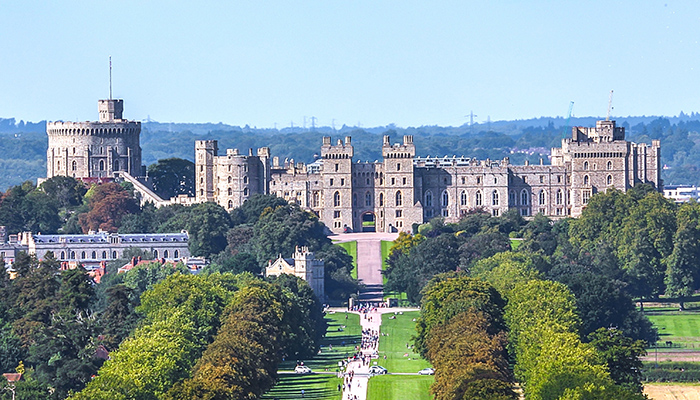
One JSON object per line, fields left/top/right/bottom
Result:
{"left": 561, "top": 101, "right": 574, "bottom": 139}
{"left": 606, "top": 90, "right": 614, "bottom": 121}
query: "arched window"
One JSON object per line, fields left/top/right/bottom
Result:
{"left": 243, "top": 188, "right": 249, "bottom": 196}
{"left": 441, "top": 191, "right": 449, "bottom": 207}
{"left": 379, "top": 193, "right": 384, "bottom": 207}
{"left": 228, "top": 176, "right": 232, "bottom": 183}
{"left": 174, "top": 250, "right": 179, "bottom": 258}
{"left": 607, "top": 161, "right": 613, "bottom": 170}
{"left": 475, "top": 190, "right": 482, "bottom": 206}
{"left": 91, "top": 251, "right": 96, "bottom": 259}
{"left": 556, "top": 189, "right": 563, "bottom": 205}
{"left": 607, "top": 175, "right": 613, "bottom": 185}
{"left": 509, "top": 190, "right": 516, "bottom": 205}
{"left": 583, "top": 161, "right": 589, "bottom": 170}
{"left": 396, "top": 191, "right": 402, "bottom": 206}
{"left": 460, "top": 190, "right": 467, "bottom": 206}
{"left": 228, "top": 188, "right": 232, "bottom": 196}
{"left": 70, "top": 251, "right": 76, "bottom": 259}
{"left": 71, "top": 160, "right": 77, "bottom": 171}
{"left": 584, "top": 175, "right": 589, "bottom": 185}
{"left": 365, "top": 192, "right": 372, "bottom": 207}
{"left": 334, "top": 191, "right": 341, "bottom": 207}
{"left": 102, "top": 251, "right": 107, "bottom": 259}
{"left": 228, "top": 200, "right": 233, "bottom": 209}
{"left": 112, "top": 251, "right": 117, "bottom": 259}
{"left": 313, "top": 192, "right": 320, "bottom": 207}
{"left": 539, "top": 190, "right": 546, "bottom": 205}
{"left": 243, "top": 176, "right": 248, "bottom": 184}
{"left": 520, "top": 190, "right": 529, "bottom": 206}
{"left": 425, "top": 191, "right": 433, "bottom": 207}
{"left": 164, "top": 250, "right": 169, "bottom": 259}
{"left": 99, "top": 160, "right": 105, "bottom": 171}
{"left": 154, "top": 250, "right": 158, "bottom": 259}
{"left": 57, "top": 161, "right": 61, "bottom": 170}
{"left": 492, "top": 190, "right": 499, "bottom": 206}
{"left": 60, "top": 251, "right": 65, "bottom": 259}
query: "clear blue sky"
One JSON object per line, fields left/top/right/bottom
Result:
{"left": 1, "top": 1, "right": 699, "bottom": 128}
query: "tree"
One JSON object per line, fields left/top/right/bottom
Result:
{"left": 147, "top": 158, "right": 195, "bottom": 200}
{"left": 79, "top": 183, "right": 139, "bottom": 233}
{"left": 99, "top": 285, "right": 139, "bottom": 350}
{"left": 159, "top": 202, "right": 234, "bottom": 257}
{"left": 231, "top": 193, "right": 287, "bottom": 225}
{"left": 665, "top": 202, "right": 700, "bottom": 309}
{"left": 316, "top": 244, "right": 360, "bottom": 300}
{"left": 39, "top": 176, "right": 86, "bottom": 210}
{"left": 588, "top": 328, "right": 646, "bottom": 393}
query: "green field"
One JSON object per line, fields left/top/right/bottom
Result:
{"left": 381, "top": 240, "right": 392, "bottom": 285}
{"left": 646, "top": 310, "right": 700, "bottom": 349}
{"left": 262, "top": 312, "right": 361, "bottom": 400}
{"left": 367, "top": 375, "right": 433, "bottom": 400}
{"left": 335, "top": 241, "right": 358, "bottom": 279}
{"left": 367, "top": 311, "right": 433, "bottom": 399}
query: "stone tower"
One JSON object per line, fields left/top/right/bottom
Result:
{"left": 46, "top": 99, "right": 142, "bottom": 179}
{"left": 320, "top": 137, "right": 354, "bottom": 231}
{"left": 381, "top": 135, "right": 421, "bottom": 231}
{"left": 195, "top": 140, "right": 218, "bottom": 203}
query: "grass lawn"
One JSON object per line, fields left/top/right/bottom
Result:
{"left": 380, "top": 240, "right": 392, "bottom": 285}
{"left": 367, "top": 375, "right": 433, "bottom": 400}
{"left": 646, "top": 311, "right": 700, "bottom": 349}
{"left": 262, "top": 312, "right": 361, "bottom": 400}
{"left": 335, "top": 241, "right": 358, "bottom": 279}
{"left": 367, "top": 311, "right": 433, "bottom": 399}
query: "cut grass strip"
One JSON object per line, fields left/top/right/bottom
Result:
{"left": 376, "top": 311, "right": 432, "bottom": 373}
{"left": 367, "top": 375, "right": 433, "bottom": 400}
{"left": 335, "top": 241, "right": 358, "bottom": 279}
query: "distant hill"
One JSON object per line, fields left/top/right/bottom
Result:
{"left": 2, "top": 114, "right": 700, "bottom": 191}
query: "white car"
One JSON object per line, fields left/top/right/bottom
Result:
{"left": 418, "top": 368, "right": 435, "bottom": 375}
{"left": 368, "top": 365, "right": 388, "bottom": 375}
{"left": 294, "top": 365, "right": 312, "bottom": 374}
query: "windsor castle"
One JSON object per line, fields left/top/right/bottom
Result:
{"left": 46, "top": 98, "right": 662, "bottom": 234}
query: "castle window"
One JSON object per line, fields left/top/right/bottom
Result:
{"left": 492, "top": 190, "right": 499, "bottom": 206}
{"left": 112, "top": 251, "right": 117, "bottom": 258}
{"left": 228, "top": 176, "right": 232, "bottom": 183}
{"left": 584, "top": 175, "right": 589, "bottom": 186}
{"left": 442, "top": 208, "right": 449, "bottom": 217}
{"left": 583, "top": 161, "right": 589, "bottom": 170}
{"left": 365, "top": 192, "right": 372, "bottom": 207}
{"left": 99, "top": 160, "right": 105, "bottom": 171}
{"left": 492, "top": 209, "right": 499, "bottom": 217}
{"left": 396, "top": 191, "right": 402, "bottom": 206}
{"left": 91, "top": 251, "right": 96, "bottom": 259}
{"left": 494, "top": 177, "right": 498, "bottom": 184}
{"left": 81, "top": 251, "right": 86, "bottom": 259}
{"left": 243, "top": 188, "right": 249, "bottom": 196}
{"left": 244, "top": 165, "right": 248, "bottom": 172}
{"left": 539, "top": 190, "right": 546, "bottom": 205}
{"left": 174, "top": 250, "right": 179, "bottom": 258}
{"left": 556, "top": 189, "right": 563, "bottom": 205}
{"left": 228, "top": 188, "right": 233, "bottom": 196}
{"left": 379, "top": 193, "right": 384, "bottom": 206}
{"left": 461, "top": 177, "right": 465, "bottom": 184}
{"left": 70, "top": 251, "right": 76, "bottom": 259}
{"left": 243, "top": 176, "right": 248, "bottom": 184}
{"left": 520, "top": 208, "right": 529, "bottom": 217}
{"left": 164, "top": 250, "right": 169, "bottom": 259}
{"left": 335, "top": 163, "right": 339, "bottom": 172}
{"left": 396, "top": 210, "right": 402, "bottom": 218}
{"left": 521, "top": 190, "right": 529, "bottom": 205}
{"left": 397, "top": 163, "right": 401, "bottom": 171}
{"left": 313, "top": 192, "right": 320, "bottom": 207}
{"left": 403, "top": 177, "right": 407, "bottom": 185}
{"left": 334, "top": 210, "right": 341, "bottom": 218}
{"left": 102, "top": 251, "right": 106, "bottom": 259}
{"left": 582, "top": 189, "right": 591, "bottom": 204}
{"left": 391, "top": 178, "right": 395, "bottom": 185}
{"left": 330, "top": 178, "right": 334, "bottom": 186}
{"left": 57, "top": 161, "right": 61, "bottom": 170}
{"left": 441, "top": 190, "right": 449, "bottom": 207}
{"left": 509, "top": 190, "right": 516, "bottom": 205}
{"left": 557, "top": 175, "right": 562, "bottom": 183}
{"left": 341, "top": 178, "right": 345, "bottom": 186}
{"left": 607, "top": 175, "right": 613, "bottom": 185}
{"left": 154, "top": 250, "right": 158, "bottom": 259}
{"left": 477, "top": 176, "right": 482, "bottom": 184}
{"left": 228, "top": 200, "right": 233, "bottom": 209}
{"left": 200, "top": 189, "right": 204, "bottom": 196}
{"left": 72, "top": 161, "right": 77, "bottom": 171}
{"left": 425, "top": 191, "right": 433, "bottom": 207}
{"left": 476, "top": 190, "right": 482, "bottom": 206}
{"left": 540, "top": 175, "right": 544, "bottom": 183}
{"left": 366, "top": 178, "right": 370, "bottom": 185}
{"left": 523, "top": 176, "right": 527, "bottom": 183}
{"left": 461, "top": 191, "right": 467, "bottom": 206}
{"left": 61, "top": 251, "right": 65, "bottom": 259}
{"left": 607, "top": 161, "right": 613, "bottom": 170}
{"left": 334, "top": 191, "right": 341, "bottom": 207}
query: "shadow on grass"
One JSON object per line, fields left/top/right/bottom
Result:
{"left": 262, "top": 375, "right": 340, "bottom": 400}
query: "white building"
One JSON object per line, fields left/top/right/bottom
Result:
{"left": 265, "top": 246, "right": 325, "bottom": 299}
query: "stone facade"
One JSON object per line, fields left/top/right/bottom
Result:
{"left": 198, "top": 119, "right": 661, "bottom": 234}
{"left": 265, "top": 246, "right": 325, "bottom": 299}
{"left": 46, "top": 99, "right": 143, "bottom": 179}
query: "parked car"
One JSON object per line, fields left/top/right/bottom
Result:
{"left": 368, "top": 365, "right": 388, "bottom": 375}
{"left": 418, "top": 368, "right": 435, "bottom": 375}
{"left": 294, "top": 365, "right": 312, "bottom": 374}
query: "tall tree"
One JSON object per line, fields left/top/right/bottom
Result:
{"left": 147, "top": 158, "right": 195, "bottom": 200}
{"left": 665, "top": 202, "right": 700, "bottom": 309}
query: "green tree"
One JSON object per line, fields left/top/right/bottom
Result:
{"left": 588, "top": 328, "right": 646, "bottom": 393}
{"left": 159, "top": 202, "right": 233, "bottom": 257}
{"left": 147, "top": 158, "right": 195, "bottom": 200}
{"left": 99, "top": 285, "right": 139, "bottom": 350}
{"left": 665, "top": 201, "right": 700, "bottom": 309}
